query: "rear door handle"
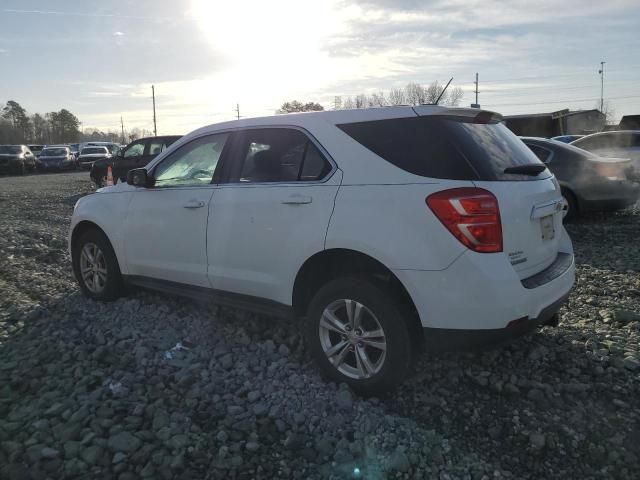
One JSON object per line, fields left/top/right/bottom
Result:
{"left": 183, "top": 200, "right": 205, "bottom": 209}
{"left": 281, "top": 194, "right": 312, "bottom": 205}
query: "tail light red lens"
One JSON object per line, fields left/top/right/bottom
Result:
{"left": 426, "top": 187, "right": 502, "bottom": 253}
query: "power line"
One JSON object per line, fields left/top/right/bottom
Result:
{"left": 479, "top": 66, "right": 640, "bottom": 84}
{"left": 485, "top": 93, "right": 640, "bottom": 108}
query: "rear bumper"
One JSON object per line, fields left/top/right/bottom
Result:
{"left": 393, "top": 229, "right": 575, "bottom": 333}
{"left": 422, "top": 290, "right": 569, "bottom": 351}
{"left": 580, "top": 181, "right": 640, "bottom": 212}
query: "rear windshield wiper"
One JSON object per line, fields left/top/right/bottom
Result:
{"left": 503, "top": 164, "right": 546, "bottom": 176}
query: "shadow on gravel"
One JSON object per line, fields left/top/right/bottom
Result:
{"left": 62, "top": 192, "right": 93, "bottom": 207}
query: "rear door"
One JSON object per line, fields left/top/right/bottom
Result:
{"left": 207, "top": 127, "right": 340, "bottom": 305}
{"left": 412, "top": 108, "right": 565, "bottom": 279}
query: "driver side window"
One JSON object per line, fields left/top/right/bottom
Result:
{"left": 153, "top": 133, "right": 229, "bottom": 188}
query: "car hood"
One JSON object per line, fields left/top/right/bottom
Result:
{"left": 40, "top": 156, "right": 68, "bottom": 161}
{"left": 96, "top": 181, "right": 136, "bottom": 193}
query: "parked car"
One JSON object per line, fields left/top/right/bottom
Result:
{"left": 521, "top": 137, "right": 639, "bottom": 220}
{"left": 90, "top": 135, "right": 182, "bottom": 186}
{"left": 571, "top": 131, "right": 640, "bottom": 180}
{"left": 37, "top": 146, "right": 77, "bottom": 171}
{"left": 78, "top": 146, "right": 111, "bottom": 170}
{"left": 551, "top": 135, "right": 583, "bottom": 143}
{"left": 0, "top": 145, "right": 37, "bottom": 175}
{"left": 70, "top": 106, "right": 575, "bottom": 394}
{"left": 27, "top": 144, "right": 45, "bottom": 158}
{"left": 68, "top": 143, "right": 81, "bottom": 159}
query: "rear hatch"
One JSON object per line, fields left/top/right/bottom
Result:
{"left": 338, "top": 106, "right": 564, "bottom": 279}
{"left": 414, "top": 107, "right": 564, "bottom": 279}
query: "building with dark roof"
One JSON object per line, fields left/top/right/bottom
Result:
{"left": 504, "top": 109, "right": 606, "bottom": 138}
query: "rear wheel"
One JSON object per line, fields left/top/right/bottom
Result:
{"left": 561, "top": 188, "right": 578, "bottom": 222}
{"left": 72, "top": 229, "right": 123, "bottom": 301}
{"left": 304, "top": 277, "right": 413, "bottom": 395}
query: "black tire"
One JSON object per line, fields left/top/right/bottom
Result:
{"left": 72, "top": 228, "right": 123, "bottom": 301}
{"left": 304, "top": 277, "right": 413, "bottom": 395}
{"left": 16, "top": 162, "right": 26, "bottom": 175}
{"left": 561, "top": 188, "right": 578, "bottom": 222}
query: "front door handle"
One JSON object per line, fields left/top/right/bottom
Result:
{"left": 183, "top": 200, "right": 205, "bottom": 209}
{"left": 281, "top": 194, "right": 312, "bottom": 205}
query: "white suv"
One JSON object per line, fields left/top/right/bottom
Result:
{"left": 69, "top": 106, "right": 575, "bottom": 394}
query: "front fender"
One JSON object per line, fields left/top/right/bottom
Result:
{"left": 69, "top": 190, "right": 134, "bottom": 274}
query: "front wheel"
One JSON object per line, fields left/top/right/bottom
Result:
{"left": 72, "top": 229, "right": 123, "bottom": 301}
{"left": 304, "top": 277, "right": 413, "bottom": 395}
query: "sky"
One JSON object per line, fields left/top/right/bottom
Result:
{"left": 0, "top": 0, "right": 639, "bottom": 135}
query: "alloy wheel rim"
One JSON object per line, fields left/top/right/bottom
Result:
{"left": 79, "top": 242, "right": 107, "bottom": 293}
{"left": 318, "top": 299, "right": 387, "bottom": 380}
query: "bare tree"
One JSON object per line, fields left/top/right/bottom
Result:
{"left": 370, "top": 91, "right": 387, "bottom": 107}
{"left": 388, "top": 88, "right": 406, "bottom": 105}
{"left": 595, "top": 100, "right": 616, "bottom": 125}
{"left": 446, "top": 86, "right": 464, "bottom": 106}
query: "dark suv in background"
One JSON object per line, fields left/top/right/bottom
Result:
{"left": 90, "top": 135, "right": 181, "bottom": 186}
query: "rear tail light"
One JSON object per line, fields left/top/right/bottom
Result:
{"left": 426, "top": 188, "right": 502, "bottom": 253}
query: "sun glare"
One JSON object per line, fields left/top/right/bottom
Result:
{"left": 191, "top": 0, "right": 338, "bottom": 68}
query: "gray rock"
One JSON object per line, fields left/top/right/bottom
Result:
{"left": 623, "top": 357, "right": 640, "bottom": 371}
{"left": 113, "top": 452, "right": 127, "bottom": 464}
{"left": 529, "top": 433, "right": 546, "bottom": 450}
{"left": 336, "top": 389, "right": 353, "bottom": 410}
{"left": 278, "top": 344, "right": 290, "bottom": 356}
{"left": 108, "top": 431, "right": 141, "bottom": 453}
{"left": 389, "top": 449, "right": 411, "bottom": 472}
{"left": 246, "top": 441, "right": 260, "bottom": 452}
{"left": 41, "top": 447, "right": 60, "bottom": 459}
{"left": 216, "top": 431, "right": 229, "bottom": 443}
{"left": 81, "top": 445, "right": 103, "bottom": 465}
{"left": 247, "top": 391, "right": 260, "bottom": 403}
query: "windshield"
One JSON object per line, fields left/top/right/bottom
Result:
{"left": 42, "top": 148, "right": 68, "bottom": 156}
{"left": 81, "top": 147, "right": 108, "bottom": 155}
{"left": 0, "top": 146, "right": 21, "bottom": 154}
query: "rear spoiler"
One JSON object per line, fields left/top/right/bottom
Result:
{"left": 413, "top": 106, "right": 503, "bottom": 124}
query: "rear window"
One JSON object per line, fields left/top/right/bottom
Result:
{"left": 81, "top": 147, "right": 108, "bottom": 155}
{"left": 42, "top": 148, "right": 68, "bottom": 156}
{"left": 337, "top": 116, "right": 548, "bottom": 181}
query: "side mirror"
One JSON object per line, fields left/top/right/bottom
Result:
{"left": 127, "top": 168, "right": 152, "bottom": 188}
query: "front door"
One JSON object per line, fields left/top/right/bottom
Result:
{"left": 123, "top": 132, "right": 231, "bottom": 287}
{"left": 207, "top": 127, "right": 340, "bottom": 305}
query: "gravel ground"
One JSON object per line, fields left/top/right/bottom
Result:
{"left": 0, "top": 171, "right": 639, "bottom": 480}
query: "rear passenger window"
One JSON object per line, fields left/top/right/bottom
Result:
{"left": 232, "top": 128, "right": 331, "bottom": 183}
{"left": 338, "top": 116, "right": 546, "bottom": 181}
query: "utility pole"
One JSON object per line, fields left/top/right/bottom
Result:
{"left": 235, "top": 103, "right": 240, "bottom": 120}
{"left": 474, "top": 72, "right": 479, "bottom": 105}
{"left": 120, "top": 116, "right": 125, "bottom": 143}
{"left": 152, "top": 85, "right": 158, "bottom": 136}
{"left": 598, "top": 61, "right": 606, "bottom": 113}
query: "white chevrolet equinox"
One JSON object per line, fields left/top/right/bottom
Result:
{"left": 70, "top": 106, "right": 575, "bottom": 394}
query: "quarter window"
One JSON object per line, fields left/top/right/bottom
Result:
{"left": 233, "top": 128, "right": 331, "bottom": 183}
{"left": 153, "top": 133, "right": 229, "bottom": 187}
{"left": 149, "top": 139, "right": 171, "bottom": 156}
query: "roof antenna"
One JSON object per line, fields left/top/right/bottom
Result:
{"left": 434, "top": 77, "right": 453, "bottom": 105}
